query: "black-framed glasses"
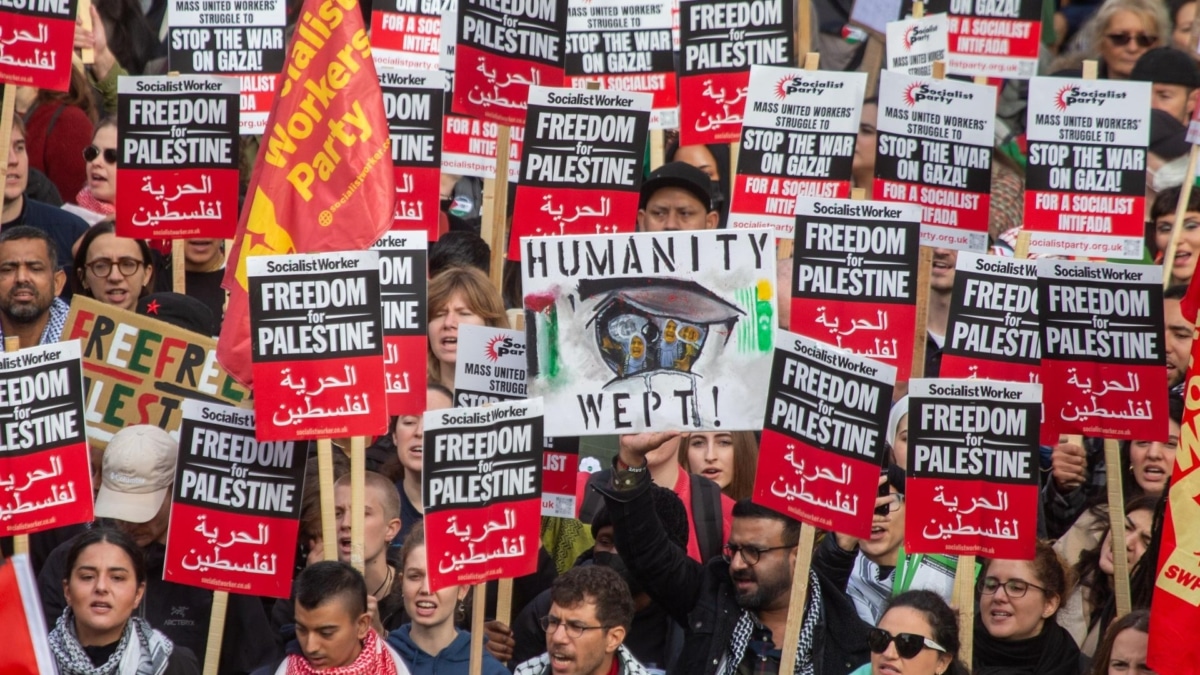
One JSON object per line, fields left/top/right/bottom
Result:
{"left": 83, "top": 145, "right": 119, "bottom": 164}
{"left": 539, "top": 615, "right": 609, "bottom": 638}
{"left": 979, "top": 576, "right": 1048, "bottom": 599}
{"left": 867, "top": 628, "right": 946, "bottom": 659}
{"left": 84, "top": 258, "right": 145, "bottom": 278}
{"left": 1106, "top": 32, "right": 1157, "bottom": 48}
{"left": 874, "top": 493, "right": 905, "bottom": 518}
{"left": 722, "top": 543, "right": 796, "bottom": 567}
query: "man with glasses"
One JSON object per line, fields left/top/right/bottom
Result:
{"left": 0, "top": 226, "right": 69, "bottom": 348}
{"left": 514, "top": 565, "right": 650, "bottom": 675}
{"left": 636, "top": 162, "right": 720, "bottom": 232}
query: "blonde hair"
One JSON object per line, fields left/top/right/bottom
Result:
{"left": 426, "top": 266, "right": 508, "bottom": 383}
{"left": 1080, "top": 0, "right": 1172, "bottom": 56}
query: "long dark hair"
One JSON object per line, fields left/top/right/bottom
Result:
{"left": 878, "top": 590, "right": 969, "bottom": 675}
{"left": 63, "top": 527, "right": 147, "bottom": 585}
{"left": 1089, "top": 609, "right": 1150, "bottom": 675}
{"left": 1074, "top": 495, "right": 1161, "bottom": 639}
{"left": 72, "top": 221, "right": 155, "bottom": 297}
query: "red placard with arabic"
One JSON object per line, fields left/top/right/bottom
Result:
{"left": 0, "top": 3, "right": 76, "bottom": 91}
{"left": 373, "top": 231, "right": 428, "bottom": 417}
{"left": 905, "top": 379, "right": 1040, "bottom": 559}
{"left": 0, "top": 342, "right": 92, "bottom": 536}
{"left": 164, "top": 401, "right": 305, "bottom": 598}
{"left": 940, "top": 252, "right": 1040, "bottom": 384}
{"left": 379, "top": 68, "right": 444, "bottom": 240}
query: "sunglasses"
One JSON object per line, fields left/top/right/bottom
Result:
{"left": 1106, "top": 33, "right": 1157, "bottom": 48}
{"left": 867, "top": 628, "right": 947, "bottom": 659}
{"left": 83, "top": 145, "right": 119, "bottom": 165}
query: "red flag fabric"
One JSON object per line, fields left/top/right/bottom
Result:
{"left": 217, "top": 0, "right": 395, "bottom": 386}
{"left": 0, "top": 556, "right": 56, "bottom": 675}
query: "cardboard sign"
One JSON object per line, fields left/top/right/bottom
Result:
{"left": 116, "top": 76, "right": 240, "bottom": 239}
{"left": 373, "top": 231, "right": 428, "bottom": 417}
{"left": 678, "top": 0, "right": 794, "bottom": 145}
{"left": 886, "top": 13, "right": 949, "bottom": 77}
{"left": 522, "top": 229, "right": 777, "bottom": 436}
{"left": 455, "top": 325, "right": 528, "bottom": 407}
{"left": 0, "top": 342, "right": 92, "bottom": 536}
{"left": 754, "top": 332, "right": 895, "bottom": 537}
{"left": 379, "top": 68, "right": 445, "bottom": 240}
{"left": 905, "top": 378, "right": 1041, "bottom": 559}
{"left": 248, "top": 251, "right": 388, "bottom": 441}
{"left": 63, "top": 296, "right": 252, "bottom": 449}
{"left": 371, "top": 0, "right": 448, "bottom": 70}
{"left": 789, "top": 197, "right": 922, "bottom": 380}
{"left": 509, "top": 86, "right": 651, "bottom": 258}
{"left": 1038, "top": 260, "right": 1168, "bottom": 440}
{"left": 452, "top": 0, "right": 568, "bottom": 125}
{"left": 164, "top": 401, "right": 304, "bottom": 597}
{"left": 903, "top": 0, "right": 1041, "bottom": 79}
{"left": 940, "top": 252, "right": 1039, "bottom": 383}
{"left": 565, "top": 0, "right": 678, "bottom": 129}
{"left": 1024, "top": 77, "right": 1151, "bottom": 258}
{"left": 728, "top": 66, "right": 866, "bottom": 233}
{"left": 875, "top": 70, "right": 995, "bottom": 252}
{"left": 0, "top": 0, "right": 78, "bottom": 90}
{"left": 423, "top": 398, "right": 543, "bottom": 591}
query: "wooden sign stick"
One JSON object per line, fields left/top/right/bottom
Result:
{"left": 778, "top": 525, "right": 817, "bottom": 675}
{"left": 481, "top": 126, "right": 513, "bottom": 292}
{"left": 201, "top": 591, "right": 229, "bottom": 675}
{"left": 350, "top": 435, "right": 366, "bottom": 572}
{"left": 317, "top": 438, "right": 337, "bottom": 562}
{"left": 1105, "top": 438, "right": 1132, "bottom": 616}
{"left": 468, "top": 583, "right": 488, "bottom": 675}
{"left": 3, "top": 336, "right": 27, "bottom": 556}
{"left": 78, "top": 0, "right": 95, "bottom": 64}
{"left": 0, "top": 85, "right": 16, "bottom": 196}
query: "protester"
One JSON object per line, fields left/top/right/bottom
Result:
{"left": 1063, "top": 0, "right": 1172, "bottom": 79}
{"left": 1175, "top": 1, "right": 1197, "bottom": 53}
{"left": 677, "top": 431, "right": 759, "bottom": 501}
{"left": 886, "top": 397, "right": 910, "bottom": 469}
{"left": 1151, "top": 185, "right": 1200, "bottom": 286}
{"left": 666, "top": 142, "right": 729, "bottom": 229}
{"left": 852, "top": 98, "right": 878, "bottom": 194}
{"left": 924, "top": 248, "right": 957, "bottom": 377}
{"left": 429, "top": 231, "right": 491, "bottom": 278}
{"left": 50, "top": 527, "right": 199, "bottom": 675}
{"left": 1130, "top": 47, "right": 1200, "bottom": 124}
{"left": 72, "top": 222, "right": 156, "bottom": 310}
{"left": 15, "top": 68, "right": 98, "bottom": 205}
{"left": 172, "top": 239, "right": 227, "bottom": 332}
{"left": 1089, "top": 609, "right": 1154, "bottom": 675}
{"left": 68, "top": 118, "right": 119, "bottom": 222}
{"left": 1146, "top": 109, "right": 1192, "bottom": 205}
{"left": 850, "top": 590, "right": 968, "bottom": 675}
{"left": 0, "top": 225, "right": 69, "bottom": 347}
{"left": 1163, "top": 284, "right": 1193, "bottom": 390}
{"left": 390, "top": 383, "right": 455, "bottom": 546}
{"left": 137, "top": 292, "right": 219, "bottom": 338}
{"left": 426, "top": 265, "right": 508, "bottom": 391}
{"left": 635, "top": 162, "right": 719, "bottom": 232}
{"left": 335, "top": 472, "right": 406, "bottom": 632}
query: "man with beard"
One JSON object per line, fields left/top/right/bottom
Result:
{"left": 594, "top": 434, "right": 871, "bottom": 675}
{"left": 1164, "top": 284, "right": 1193, "bottom": 392}
{"left": 0, "top": 226, "right": 68, "bottom": 347}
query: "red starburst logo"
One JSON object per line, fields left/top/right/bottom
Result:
{"left": 904, "top": 25, "right": 916, "bottom": 50}
{"left": 485, "top": 335, "right": 504, "bottom": 362}
{"left": 903, "top": 82, "right": 921, "bottom": 106}
{"left": 773, "top": 75, "right": 792, "bottom": 101}
{"left": 1054, "top": 85, "right": 1073, "bottom": 111}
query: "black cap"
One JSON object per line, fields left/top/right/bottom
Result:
{"left": 1149, "top": 108, "right": 1191, "bottom": 160}
{"left": 1131, "top": 47, "right": 1200, "bottom": 88}
{"left": 137, "top": 292, "right": 218, "bottom": 337}
{"left": 639, "top": 161, "right": 715, "bottom": 211}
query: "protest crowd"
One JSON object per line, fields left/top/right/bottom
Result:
{"left": 4, "top": 0, "right": 1200, "bottom": 674}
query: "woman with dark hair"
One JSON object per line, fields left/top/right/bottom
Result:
{"left": 50, "top": 527, "right": 198, "bottom": 675}
{"left": 850, "top": 590, "right": 968, "bottom": 675}
{"left": 73, "top": 221, "right": 156, "bottom": 310}
{"left": 426, "top": 266, "right": 509, "bottom": 391}
{"left": 69, "top": 118, "right": 119, "bottom": 222}
{"left": 389, "top": 383, "right": 455, "bottom": 546}
{"left": 677, "top": 430, "right": 759, "bottom": 500}
{"left": 1089, "top": 609, "right": 1154, "bottom": 675}
{"left": 15, "top": 66, "right": 99, "bottom": 205}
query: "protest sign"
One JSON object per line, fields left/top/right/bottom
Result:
{"left": 509, "top": 86, "right": 651, "bottom": 257}
{"left": 0, "top": 555, "right": 56, "bottom": 675}
{"left": 64, "top": 296, "right": 251, "bottom": 449}
{"left": 379, "top": 68, "right": 444, "bottom": 239}
{"left": 116, "top": 75, "right": 240, "bottom": 239}
{"left": 0, "top": 0, "right": 77, "bottom": 90}
{"left": 728, "top": 67, "right": 866, "bottom": 232}
{"left": 905, "top": 378, "right": 1041, "bottom": 559}
{"left": 453, "top": 0, "right": 568, "bottom": 125}
{"left": 455, "top": 325, "right": 528, "bottom": 407}
{"left": 371, "top": 0, "right": 449, "bottom": 70}
{"left": 167, "top": 0, "right": 287, "bottom": 134}
{"left": 754, "top": 331, "right": 895, "bottom": 537}
{"left": 522, "top": 229, "right": 776, "bottom": 436}
{"left": 565, "top": 0, "right": 678, "bottom": 129}
{"left": 423, "top": 398, "right": 543, "bottom": 591}
{"left": 875, "top": 70, "right": 994, "bottom": 251}
{"left": 886, "top": 13, "right": 949, "bottom": 77}
{"left": 789, "top": 197, "right": 922, "bottom": 380}
{"left": 164, "top": 400, "right": 305, "bottom": 597}
{"left": 1038, "top": 260, "right": 1168, "bottom": 440}
{"left": 903, "top": 0, "right": 1040, "bottom": 79}
{"left": 678, "top": 0, "right": 794, "bottom": 145}
{"left": 0, "top": 342, "right": 91, "bottom": 536}
{"left": 248, "top": 251, "right": 388, "bottom": 441}
{"left": 373, "top": 231, "right": 428, "bottom": 416}
{"left": 541, "top": 435, "right": 579, "bottom": 518}
{"left": 940, "top": 252, "right": 1039, "bottom": 383}
{"left": 1024, "top": 77, "right": 1151, "bottom": 258}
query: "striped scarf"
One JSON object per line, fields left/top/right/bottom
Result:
{"left": 285, "top": 630, "right": 397, "bottom": 675}
{"left": 720, "top": 570, "right": 822, "bottom": 675}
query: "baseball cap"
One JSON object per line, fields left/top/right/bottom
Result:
{"left": 1131, "top": 47, "right": 1200, "bottom": 88}
{"left": 95, "top": 425, "right": 178, "bottom": 523}
{"left": 639, "top": 161, "right": 716, "bottom": 211}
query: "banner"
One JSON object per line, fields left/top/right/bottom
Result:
{"left": 116, "top": 75, "right": 241, "bottom": 239}
{"left": 905, "top": 378, "right": 1041, "bottom": 559}
{"left": 218, "top": 0, "right": 395, "bottom": 388}
{"left": 454, "top": 325, "right": 528, "bottom": 407}
{"left": 452, "top": 0, "right": 568, "bottom": 125}
{"left": 903, "top": 0, "right": 1041, "bottom": 79}
{"left": 875, "top": 70, "right": 995, "bottom": 251}
{"left": 509, "top": 86, "right": 651, "bottom": 257}
{"left": 0, "top": 555, "right": 56, "bottom": 675}
{"left": 164, "top": 401, "right": 305, "bottom": 597}
{"left": 754, "top": 331, "right": 895, "bottom": 537}
{"left": 1024, "top": 77, "right": 1150, "bottom": 258}
{"left": 885, "top": 13, "right": 949, "bottom": 77}
{"left": 371, "top": 0, "right": 448, "bottom": 70}
{"left": 373, "top": 231, "right": 428, "bottom": 416}
{"left": 64, "top": 296, "right": 251, "bottom": 448}
{"left": 0, "top": 342, "right": 92, "bottom": 536}
{"left": 248, "top": 251, "right": 388, "bottom": 440}
{"left": 678, "top": 0, "right": 794, "bottom": 145}
{"left": 728, "top": 67, "right": 865, "bottom": 232}
{"left": 423, "top": 398, "right": 543, "bottom": 591}
{"left": 1038, "top": 260, "right": 1168, "bottom": 440}
{"left": 379, "top": 68, "right": 444, "bottom": 239}
{"left": 0, "top": 0, "right": 77, "bottom": 90}
{"left": 940, "top": 252, "right": 1039, "bottom": 383}
{"left": 789, "top": 197, "right": 922, "bottom": 380}
{"left": 565, "top": 0, "right": 678, "bottom": 129}
{"left": 522, "top": 229, "right": 776, "bottom": 435}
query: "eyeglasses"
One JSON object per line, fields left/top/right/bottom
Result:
{"left": 83, "top": 145, "right": 119, "bottom": 165}
{"left": 867, "top": 628, "right": 946, "bottom": 659}
{"left": 722, "top": 543, "right": 796, "bottom": 567}
{"left": 875, "top": 493, "right": 905, "bottom": 518}
{"left": 979, "top": 577, "right": 1048, "bottom": 599}
{"left": 539, "top": 615, "right": 609, "bottom": 639}
{"left": 1106, "top": 33, "right": 1157, "bottom": 48}
{"left": 84, "top": 258, "right": 145, "bottom": 278}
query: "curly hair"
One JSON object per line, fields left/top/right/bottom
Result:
{"left": 550, "top": 565, "right": 635, "bottom": 631}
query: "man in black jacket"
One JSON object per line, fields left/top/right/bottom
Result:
{"left": 595, "top": 433, "right": 871, "bottom": 675}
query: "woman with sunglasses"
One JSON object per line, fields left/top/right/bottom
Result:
{"left": 973, "top": 541, "right": 1081, "bottom": 675}
{"left": 1061, "top": 0, "right": 1171, "bottom": 79}
{"left": 850, "top": 590, "right": 967, "bottom": 675}
{"left": 73, "top": 118, "right": 120, "bottom": 222}
{"left": 73, "top": 222, "right": 156, "bottom": 310}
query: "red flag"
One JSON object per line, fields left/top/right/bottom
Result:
{"left": 0, "top": 556, "right": 56, "bottom": 675}
{"left": 218, "top": 0, "right": 395, "bottom": 386}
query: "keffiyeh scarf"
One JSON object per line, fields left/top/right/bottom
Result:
{"left": 49, "top": 607, "right": 173, "bottom": 675}
{"left": 720, "top": 570, "right": 822, "bottom": 675}
{"left": 285, "top": 629, "right": 398, "bottom": 675}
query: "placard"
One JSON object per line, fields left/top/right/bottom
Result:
{"left": 379, "top": 68, "right": 445, "bottom": 239}
{"left": 371, "top": 0, "right": 449, "bottom": 70}
{"left": 164, "top": 401, "right": 305, "bottom": 597}
{"left": 0, "top": 0, "right": 78, "bottom": 91}
{"left": 373, "top": 231, "right": 428, "bottom": 416}
{"left": 886, "top": 13, "right": 949, "bottom": 77}
{"left": 903, "top": 0, "right": 1041, "bottom": 79}
{"left": 454, "top": 325, "right": 528, "bottom": 407}
{"left": 940, "top": 252, "right": 1039, "bottom": 383}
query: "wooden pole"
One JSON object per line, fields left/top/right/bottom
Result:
{"left": 480, "top": 127, "right": 512, "bottom": 291}
{"left": 172, "top": 240, "right": 187, "bottom": 293}
{"left": 201, "top": 590, "right": 228, "bottom": 675}
{"left": 1163, "top": 145, "right": 1200, "bottom": 288}
{"left": 952, "top": 554, "right": 975, "bottom": 663}
{"left": 317, "top": 439, "right": 336, "bottom": 562}
{"left": 4, "top": 336, "right": 27, "bottom": 556}
{"left": 468, "top": 583, "right": 487, "bottom": 675}
{"left": 78, "top": 0, "right": 95, "bottom": 64}
{"left": 778, "top": 525, "right": 817, "bottom": 675}
{"left": 1105, "top": 438, "right": 1132, "bottom": 616}
{"left": 496, "top": 578, "right": 514, "bottom": 626}
{"left": 0, "top": 85, "right": 16, "bottom": 190}
{"left": 350, "top": 435, "right": 366, "bottom": 573}
{"left": 649, "top": 129, "right": 665, "bottom": 171}
{"left": 796, "top": 0, "right": 812, "bottom": 56}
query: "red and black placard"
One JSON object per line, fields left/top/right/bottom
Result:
{"left": 0, "top": 0, "right": 77, "bottom": 91}
{"left": 940, "top": 252, "right": 1040, "bottom": 383}
{"left": 373, "top": 231, "right": 428, "bottom": 417}
{"left": 902, "top": 0, "right": 1041, "bottom": 79}
{"left": 379, "top": 68, "right": 444, "bottom": 240}
{"left": 371, "top": 0, "right": 447, "bottom": 70}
